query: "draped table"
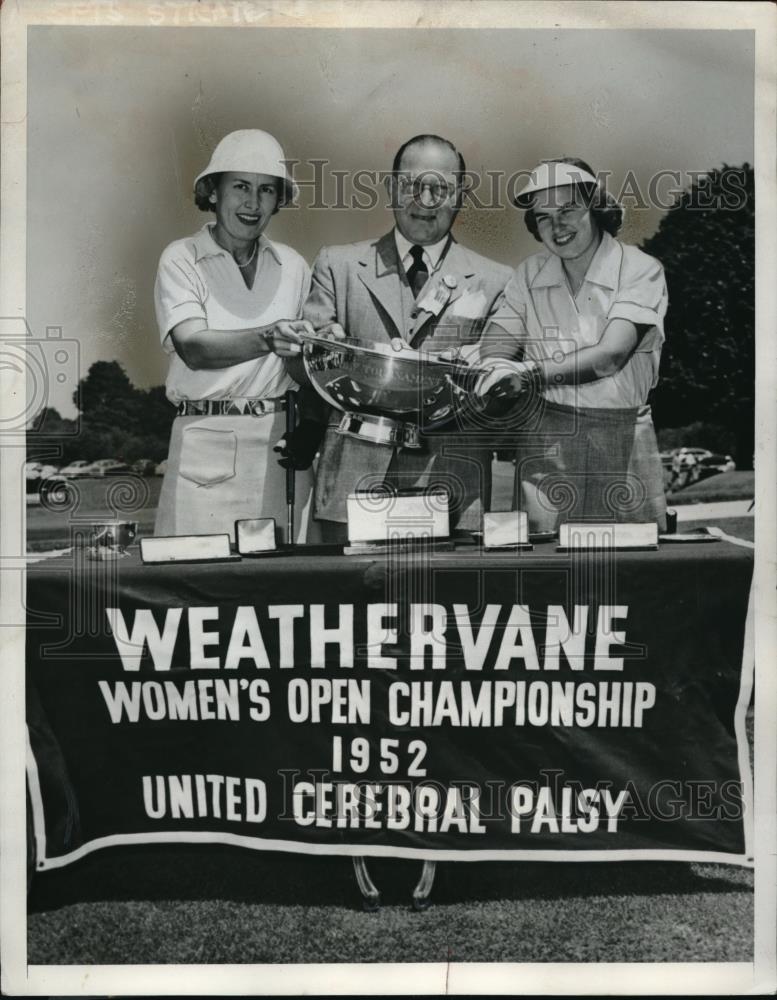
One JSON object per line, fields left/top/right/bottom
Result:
{"left": 26, "top": 539, "right": 753, "bottom": 875}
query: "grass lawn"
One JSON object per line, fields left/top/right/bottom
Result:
{"left": 667, "top": 471, "right": 754, "bottom": 506}
{"left": 26, "top": 477, "right": 161, "bottom": 551}
{"left": 28, "top": 848, "right": 753, "bottom": 964}
{"left": 492, "top": 465, "right": 754, "bottom": 514}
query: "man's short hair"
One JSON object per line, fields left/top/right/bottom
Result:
{"left": 392, "top": 134, "right": 466, "bottom": 179}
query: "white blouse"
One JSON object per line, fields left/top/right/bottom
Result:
{"left": 154, "top": 224, "right": 311, "bottom": 403}
{"left": 487, "top": 232, "right": 668, "bottom": 409}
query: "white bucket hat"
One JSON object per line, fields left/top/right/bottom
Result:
{"left": 514, "top": 160, "right": 599, "bottom": 208}
{"left": 194, "top": 129, "right": 298, "bottom": 204}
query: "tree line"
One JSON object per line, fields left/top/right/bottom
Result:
{"left": 27, "top": 364, "right": 175, "bottom": 465}
{"left": 644, "top": 164, "right": 754, "bottom": 464}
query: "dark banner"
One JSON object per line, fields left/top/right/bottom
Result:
{"left": 27, "top": 543, "right": 753, "bottom": 869}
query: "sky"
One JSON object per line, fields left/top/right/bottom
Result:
{"left": 26, "top": 25, "right": 754, "bottom": 417}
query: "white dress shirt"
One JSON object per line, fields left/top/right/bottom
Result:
{"left": 394, "top": 229, "right": 449, "bottom": 276}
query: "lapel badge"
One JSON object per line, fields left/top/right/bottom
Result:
{"left": 418, "top": 277, "right": 453, "bottom": 317}
{"left": 443, "top": 274, "right": 458, "bottom": 289}
{"left": 429, "top": 281, "right": 452, "bottom": 314}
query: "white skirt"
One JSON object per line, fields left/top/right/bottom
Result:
{"left": 154, "top": 413, "right": 317, "bottom": 543}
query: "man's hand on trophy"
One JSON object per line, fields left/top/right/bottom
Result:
{"left": 435, "top": 344, "right": 483, "bottom": 369}
{"left": 436, "top": 347, "right": 466, "bottom": 365}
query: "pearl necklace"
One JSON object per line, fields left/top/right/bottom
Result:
{"left": 236, "top": 241, "right": 258, "bottom": 269}
{"left": 210, "top": 226, "right": 259, "bottom": 269}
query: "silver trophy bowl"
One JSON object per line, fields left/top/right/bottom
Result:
{"left": 302, "top": 336, "right": 484, "bottom": 448}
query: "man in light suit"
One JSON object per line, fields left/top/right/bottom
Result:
{"left": 303, "top": 134, "right": 512, "bottom": 542}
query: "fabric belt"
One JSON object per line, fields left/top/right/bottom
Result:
{"left": 177, "top": 397, "right": 287, "bottom": 417}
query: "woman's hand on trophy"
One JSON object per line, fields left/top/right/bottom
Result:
{"left": 264, "top": 319, "right": 316, "bottom": 357}
{"left": 474, "top": 359, "right": 538, "bottom": 400}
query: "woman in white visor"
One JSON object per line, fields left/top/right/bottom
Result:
{"left": 153, "top": 130, "right": 318, "bottom": 541}
{"left": 475, "top": 157, "right": 668, "bottom": 530}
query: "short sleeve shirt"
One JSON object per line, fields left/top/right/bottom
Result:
{"left": 487, "top": 232, "right": 668, "bottom": 409}
{"left": 154, "top": 224, "right": 311, "bottom": 403}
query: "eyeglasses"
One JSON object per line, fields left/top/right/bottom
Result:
{"left": 395, "top": 173, "right": 459, "bottom": 205}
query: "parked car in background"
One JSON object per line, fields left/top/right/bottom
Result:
{"left": 88, "top": 458, "right": 132, "bottom": 477}
{"left": 132, "top": 458, "right": 157, "bottom": 476}
{"left": 667, "top": 446, "right": 736, "bottom": 490}
{"left": 25, "top": 462, "right": 60, "bottom": 496}
{"left": 57, "top": 459, "right": 92, "bottom": 479}
{"left": 154, "top": 459, "right": 168, "bottom": 476}
{"left": 674, "top": 447, "right": 713, "bottom": 462}
{"left": 669, "top": 448, "right": 704, "bottom": 489}
{"left": 661, "top": 448, "right": 706, "bottom": 462}
{"left": 698, "top": 452, "right": 736, "bottom": 475}
{"left": 25, "top": 461, "right": 59, "bottom": 480}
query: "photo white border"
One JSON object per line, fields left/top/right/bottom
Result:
{"left": 2, "top": 1, "right": 775, "bottom": 995}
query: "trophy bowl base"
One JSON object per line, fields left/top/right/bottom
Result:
{"left": 337, "top": 413, "right": 421, "bottom": 449}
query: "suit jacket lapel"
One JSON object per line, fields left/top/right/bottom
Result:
{"left": 356, "top": 232, "right": 407, "bottom": 339}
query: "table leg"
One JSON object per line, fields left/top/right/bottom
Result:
{"left": 352, "top": 856, "right": 381, "bottom": 911}
{"left": 412, "top": 860, "right": 436, "bottom": 910}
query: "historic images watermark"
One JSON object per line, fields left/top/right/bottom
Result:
{"left": 280, "top": 163, "right": 751, "bottom": 213}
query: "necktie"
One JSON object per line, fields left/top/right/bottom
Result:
{"left": 406, "top": 244, "right": 429, "bottom": 298}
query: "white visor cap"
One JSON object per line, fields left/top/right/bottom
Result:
{"left": 194, "top": 129, "right": 298, "bottom": 204}
{"left": 514, "top": 161, "right": 599, "bottom": 208}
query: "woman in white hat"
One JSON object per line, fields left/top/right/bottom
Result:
{"left": 153, "top": 129, "right": 319, "bottom": 542}
{"left": 475, "top": 157, "right": 668, "bottom": 530}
